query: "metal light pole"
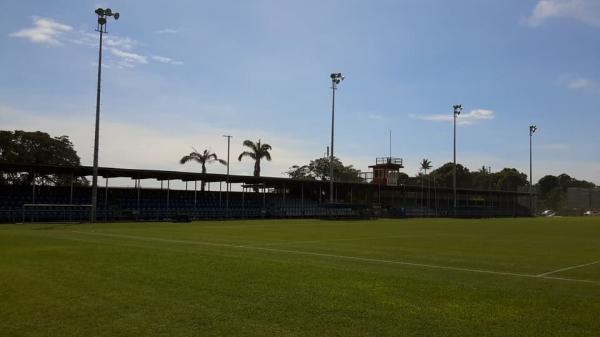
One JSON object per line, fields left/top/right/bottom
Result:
{"left": 91, "top": 8, "right": 119, "bottom": 222}
{"left": 223, "top": 135, "right": 232, "bottom": 218}
{"left": 452, "top": 104, "right": 462, "bottom": 216}
{"left": 529, "top": 125, "right": 537, "bottom": 216}
{"left": 329, "top": 72, "right": 344, "bottom": 203}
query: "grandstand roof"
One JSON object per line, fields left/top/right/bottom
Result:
{"left": 0, "top": 162, "right": 530, "bottom": 195}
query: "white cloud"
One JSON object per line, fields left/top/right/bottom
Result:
{"left": 557, "top": 74, "right": 599, "bottom": 92}
{"left": 566, "top": 77, "right": 593, "bottom": 89}
{"left": 110, "top": 48, "right": 148, "bottom": 65}
{"left": 11, "top": 16, "right": 180, "bottom": 69}
{"left": 9, "top": 17, "right": 72, "bottom": 45}
{"left": 156, "top": 28, "right": 178, "bottom": 34}
{"left": 414, "top": 109, "right": 495, "bottom": 125}
{"left": 366, "top": 113, "right": 384, "bottom": 121}
{"left": 528, "top": 0, "right": 600, "bottom": 27}
{"left": 72, "top": 32, "right": 148, "bottom": 68}
{"left": 71, "top": 32, "right": 138, "bottom": 51}
{"left": 151, "top": 55, "right": 183, "bottom": 65}
{"left": 105, "top": 35, "right": 137, "bottom": 50}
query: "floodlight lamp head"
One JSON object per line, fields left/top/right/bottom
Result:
{"left": 95, "top": 8, "right": 104, "bottom": 16}
{"left": 530, "top": 125, "right": 537, "bottom": 133}
{"left": 453, "top": 104, "right": 462, "bottom": 115}
{"left": 114, "top": 12, "right": 120, "bottom": 20}
{"left": 104, "top": 8, "right": 112, "bottom": 16}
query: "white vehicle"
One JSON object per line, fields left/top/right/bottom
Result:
{"left": 541, "top": 210, "right": 556, "bottom": 217}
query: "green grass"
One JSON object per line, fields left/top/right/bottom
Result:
{"left": 1, "top": 217, "right": 600, "bottom": 336}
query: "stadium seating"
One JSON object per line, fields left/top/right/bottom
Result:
{"left": 0, "top": 185, "right": 360, "bottom": 222}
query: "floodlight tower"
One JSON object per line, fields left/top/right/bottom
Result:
{"left": 529, "top": 125, "right": 537, "bottom": 216}
{"left": 452, "top": 104, "right": 462, "bottom": 215}
{"left": 91, "top": 8, "right": 119, "bottom": 222}
{"left": 329, "top": 72, "right": 344, "bottom": 203}
{"left": 223, "top": 135, "right": 232, "bottom": 218}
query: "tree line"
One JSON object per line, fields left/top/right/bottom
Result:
{"left": 285, "top": 155, "right": 597, "bottom": 210}
{"left": 1, "top": 129, "right": 596, "bottom": 210}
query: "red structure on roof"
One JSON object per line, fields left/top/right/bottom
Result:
{"left": 368, "top": 157, "right": 404, "bottom": 186}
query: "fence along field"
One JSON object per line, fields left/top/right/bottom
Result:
{"left": 1, "top": 217, "right": 599, "bottom": 336}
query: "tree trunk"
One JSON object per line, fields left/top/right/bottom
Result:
{"left": 201, "top": 163, "right": 206, "bottom": 192}
{"left": 253, "top": 158, "right": 261, "bottom": 192}
{"left": 254, "top": 158, "right": 261, "bottom": 177}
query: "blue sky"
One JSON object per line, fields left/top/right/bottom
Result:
{"left": 1, "top": 0, "right": 599, "bottom": 185}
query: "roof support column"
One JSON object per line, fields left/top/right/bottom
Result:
{"left": 31, "top": 172, "right": 36, "bottom": 204}
{"left": 301, "top": 183, "right": 304, "bottom": 216}
{"left": 242, "top": 186, "right": 245, "bottom": 216}
{"left": 104, "top": 177, "right": 109, "bottom": 221}
{"left": 136, "top": 178, "right": 141, "bottom": 221}
{"left": 167, "top": 180, "right": 170, "bottom": 211}
{"left": 70, "top": 173, "right": 74, "bottom": 204}
{"left": 319, "top": 185, "right": 322, "bottom": 204}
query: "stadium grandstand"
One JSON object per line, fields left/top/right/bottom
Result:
{"left": 0, "top": 160, "right": 532, "bottom": 223}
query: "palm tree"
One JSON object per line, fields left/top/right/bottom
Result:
{"left": 179, "top": 148, "right": 226, "bottom": 191}
{"left": 419, "top": 159, "right": 432, "bottom": 211}
{"left": 238, "top": 139, "right": 272, "bottom": 177}
{"left": 420, "top": 158, "right": 432, "bottom": 174}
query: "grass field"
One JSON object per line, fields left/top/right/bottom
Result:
{"left": 1, "top": 217, "right": 600, "bottom": 336}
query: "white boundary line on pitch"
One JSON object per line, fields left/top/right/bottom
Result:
{"left": 69, "top": 231, "right": 600, "bottom": 285}
{"left": 257, "top": 235, "right": 415, "bottom": 246}
{"left": 537, "top": 259, "right": 600, "bottom": 277}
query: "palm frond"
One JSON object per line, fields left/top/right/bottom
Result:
{"left": 180, "top": 153, "right": 202, "bottom": 164}
{"left": 179, "top": 155, "right": 193, "bottom": 164}
{"left": 238, "top": 151, "right": 256, "bottom": 161}
{"left": 242, "top": 140, "right": 257, "bottom": 152}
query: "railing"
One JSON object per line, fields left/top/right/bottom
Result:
{"left": 375, "top": 157, "right": 403, "bottom": 165}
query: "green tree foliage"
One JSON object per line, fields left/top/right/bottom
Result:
{"left": 493, "top": 168, "right": 529, "bottom": 191}
{"left": 429, "top": 163, "right": 528, "bottom": 191}
{"left": 471, "top": 166, "right": 493, "bottom": 190}
{"left": 0, "top": 130, "right": 85, "bottom": 185}
{"left": 238, "top": 139, "right": 272, "bottom": 177}
{"left": 536, "top": 173, "right": 595, "bottom": 210}
{"left": 179, "top": 148, "right": 226, "bottom": 191}
{"left": 285, "top": 165, "right": 312, "bottom": 180}
{"left": 286, "top": 156, "right": 363, "bottom": 182}
{"left": 429, "top": 162, "right": 471, "bottom": 189}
